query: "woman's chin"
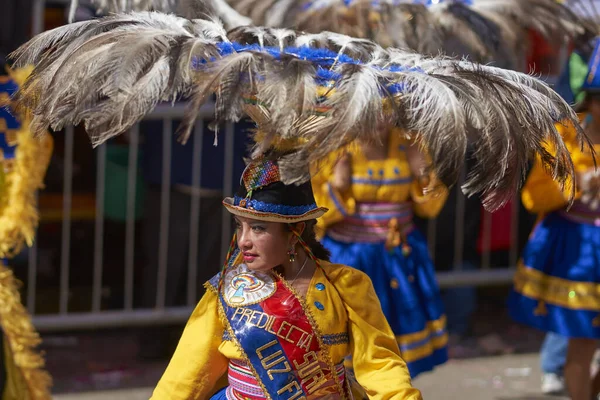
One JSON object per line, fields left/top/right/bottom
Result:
{"left": 244, "top": 262, "right": 272, "bottom": 273}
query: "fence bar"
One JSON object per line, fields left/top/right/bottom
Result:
{"left": 59, "top": 126, "right": 74, "bottom": 314}
{"left": 220, "top": 123, "right": 235, "bottom": 260}
{"left": 124, "top": 125, "right": 140, "bottom": 310}
{"left": 427, "top": 218, "right": 437, "bottom": 263}
{"left": 156, "top": 119, "right": 172, "bottom": 309}
{"left": 32, "top": 267, "right": 517, "bottom": 332}
{"left": 437, "top": 268, "right": 516, "bottom": 288}
{"left": 32, "top": 0, "right": 45, "bottom": 35}
{"left": 143, "top": 103, "right": 215, "bottom": 120}
{"left": 480, "top": 210, "right": 492, "bottom": 270}
{"left": 453, "top": 170, "right": 467, "bottom": 269}
{"left": 509, "top": 192, "right": 520, "bottom": 267}
{"left": 187, "top": 123, "right": 204, "bottom": 306}
{"left": 92, "top": 144, "right": 107, "bottom": 312}
{"left": 33, "top": 307, "right": 194, "bottom": 332}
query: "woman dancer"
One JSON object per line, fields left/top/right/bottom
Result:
{"left": 509, "top": 38, "right": 600, "bottom": 400}
{"left": 151, "top": 156, "right": 423, "bottom": 399}
{"left": 9, "top": 13, "right": 594, "bottom": 397}
{"left": 312, "top": 131, "right": 448, "bottom": 377}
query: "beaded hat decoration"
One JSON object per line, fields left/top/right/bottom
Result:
{"left": 241, "top": 159, "right": 280, "bottom": 198}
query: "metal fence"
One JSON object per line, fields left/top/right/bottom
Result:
{"left": 25, "top": 0, "right": 548, "bottom": 332}
{"left": 27, "top": 106, "right": 525, "bottom": 333}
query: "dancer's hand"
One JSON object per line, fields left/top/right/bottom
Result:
{"left": 332, "top": 153, "right": 352, "bottom": 192}
{"left": 406, "top": 142, "right": 430, "bottom": 188}
{"left": 579, "top": 168, "right": 600, "bottom": 210}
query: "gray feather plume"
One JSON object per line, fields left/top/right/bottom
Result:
{"left": 11, "top": 11, "right": 591, "bottom": 210}
{"left": 220, "top": 0, "right": 587, "bottom": 67}
{"left": 70, "top": 0, "right": 252, "bottom": 27}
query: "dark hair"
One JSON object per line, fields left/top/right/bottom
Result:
{"left": 289, "top": 220, "right": 330, "bottom": 262}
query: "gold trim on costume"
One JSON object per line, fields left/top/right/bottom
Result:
{"left": 0, "top": 263, "right": 52, "bottom": 399}
{"left": 206, "top": 281, "right": 274, "bottom": 399}
{"left": 395, "top": 316, "right": 448, "bottom": 363}
{"left": 400, "top": 333, "right": 449, "bottom": 364}
{"left": 0, "top": 66, "right": 54, "bottom": 399}
{"left": 513, "top": 262, "right": 600, "bottom": 311}
{"left": 0, "top": 67, "right": 53, "bottom": 258}
{"left": 396, "top": 315, "right": 447, "bottom": 345}
{"left": 278, "top": 274, "right": 349, "bottom": 400}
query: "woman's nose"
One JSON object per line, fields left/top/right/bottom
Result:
{"left": 237, "top": 227, "right": 251, "bottom": 249}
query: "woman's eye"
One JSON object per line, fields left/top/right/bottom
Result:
{"left": 252, "top": 225, "right": 266, "bottom": 232}
{"left": 235, "top": 223, "right": 242, "bottom": 230}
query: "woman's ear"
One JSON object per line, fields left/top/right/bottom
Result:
{"left": 288, "top": 222, "right": 306, "bottom": 245}
{"left": 295, "top": 222, "right": 306, "bottom": 237}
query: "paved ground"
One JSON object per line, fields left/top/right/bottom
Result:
{"left": 45, "top": 287, "right": 575, "bottom": 400}
{"left": 53, "top": 353, "right": 567, "bottom": 400}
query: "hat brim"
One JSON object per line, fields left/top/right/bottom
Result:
{"left": 223, "top": 197, "right": 328, "bottom": 223}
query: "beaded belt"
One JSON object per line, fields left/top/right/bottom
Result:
{"left": 559, "top": 201, "right": 600, "bottom": 227}
{"left": 226, "top": 359, "right": 346, "bottom": 399}
{"left": 327, "top": 202, "right": 414, "bottom": 248}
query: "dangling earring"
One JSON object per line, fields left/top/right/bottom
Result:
{"left": 287, "top": 246, "right": 297, "bottom": 263}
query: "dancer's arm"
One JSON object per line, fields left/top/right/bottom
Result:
{"left": 151, "top": 289, "right": 229, "bottom": 400}
{"left": 339, "top": 267, "right": 423, "bottom": 400}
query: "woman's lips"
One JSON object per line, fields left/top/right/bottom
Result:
{"left": 243, "top": 253, "right": 257, "bottom": 262}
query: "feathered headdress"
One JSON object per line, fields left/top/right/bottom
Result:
{"left": 68, "top": 0, "right": 252, "bottom": 26}
{"left": 296, "top": 0, "right": 589, "bottom": 67}
{"left": 71, "top": 0, "right": 590, "bottom": 65}
{"left": 10, "top": 12, "right": 591, "bottom": 210}
{"left": 140, "top": 0, "right": 586, "bottom": 67}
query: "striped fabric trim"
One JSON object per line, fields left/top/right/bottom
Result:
{"left": 227, "top": 360, "right": 265, "bottom": 399}
{"left": 559, "top": 202, "right": 600, "bottom": 226}
{"left": 396, "top": 316, "right": 448, "bottom": 363}
{"left": 328, "top": 202, "right": 414, "bottom": 243}
{"left": 226, "top": 360, "right": 347, "bottom": 399}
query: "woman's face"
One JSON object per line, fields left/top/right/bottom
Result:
{"left": 234, "top": 216, "right": 294, "bottom": 272}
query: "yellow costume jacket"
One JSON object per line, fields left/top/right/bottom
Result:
{"left": 151, "top": 261, "right": 423, "bottom": 400}
{"left": 311, "top": 131, "right": 447, "bottom": 234}
{"left": 521, "top": 118, "right": 598, "bottom": 214}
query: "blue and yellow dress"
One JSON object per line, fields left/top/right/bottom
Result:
{"left": 151, "top": 259, "right": 423, "bottom": 400}
{"left": 508, "top": 118, "right": 600, "bottom": 338}
{"left": 312, "top": 132, "right": 449, "bottom": 378}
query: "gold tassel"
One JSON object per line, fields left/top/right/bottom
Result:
{"left": 0, "top": 66, "right": 54, "bottom": 398}
{"left": 385, "top": 217, "right": 401, "bottom": 251}
{"left": 0, "top": 263, "right": 52, "bottom": 399}
{"left": 0, "top": 67, "right": 53, "bottom": 258}
{"left": 534, "top": 300, "right": 548, "bottom": 316}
